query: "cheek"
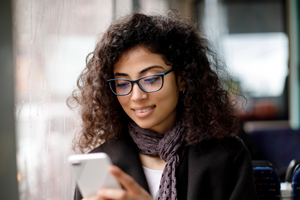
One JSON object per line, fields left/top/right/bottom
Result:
{"left": 155, "top": 82, "right": 180, "bottom": 108}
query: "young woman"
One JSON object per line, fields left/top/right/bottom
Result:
{"left": 69, "top": 11, "right": 258, "bottom": 200}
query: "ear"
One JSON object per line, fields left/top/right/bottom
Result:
{"left": 177, "top": 74, "right": 186, "bottom": 92}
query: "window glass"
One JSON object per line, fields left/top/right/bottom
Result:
{"left": 199, "top": 0, "right": 289, "bottom": 120}
{"left": 138, "top": 0, "right": 168, "bottom": 13}
{"left": 221, "top": 32, "right": 288, "bottom": 97}
{"left": 14, "top": 1, "right": 112, "bottom": 199}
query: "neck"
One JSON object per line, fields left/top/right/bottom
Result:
{"left": 139, "top": 152, "right": 166, "bottom": 171}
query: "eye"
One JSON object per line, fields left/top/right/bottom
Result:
{"left": 117, "top": 82, "right": 130, "bottom": 88}
{"left": 144, "top": 76, "right": 160, "bottom": 83}
{"left": 115, "top": 80, "right": 131, "bottom": 89}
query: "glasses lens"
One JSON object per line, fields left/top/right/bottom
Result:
{"left": 111, "top": 80, "right": 132, "bottom": 95}
{"left": 139, "top": 75, "right": 163, "bottom": 92}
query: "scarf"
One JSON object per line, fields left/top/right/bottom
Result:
{"left": 128, "top": 120, "right": 185, "bottom": 200}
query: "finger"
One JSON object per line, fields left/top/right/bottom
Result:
{"left": 82, "top": 196, "right": 102, "bottom": 200}
{"left": 109, "top": 165, "right": 145, "bottom": 195}
{"left": 82, "top": 197, "right": 104, "bottom": 200}
{"left": 98, "top": 188, "right": 128, "bottom": 200}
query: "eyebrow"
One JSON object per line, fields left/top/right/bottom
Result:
{"left": 114, "top": 66, "right": 164, "bottom": 77}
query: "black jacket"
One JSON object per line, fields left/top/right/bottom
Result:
{"left": 74, "top": 132, "right": 258, "bottom": 200}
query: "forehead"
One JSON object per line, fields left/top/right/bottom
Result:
{"left": 113, "top": 46, "right": 168, "bottom": 73}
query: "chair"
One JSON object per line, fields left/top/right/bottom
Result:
{"left": 252, "top": 160, "right": 281, "bottom": 199}
{"left": 292, "top": 164, "right": 300, "bottom": 200}
{"left": 286, "top": 159, "right": 300, "bottom": 182}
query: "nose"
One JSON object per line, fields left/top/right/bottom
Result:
{"left": 130, "top": 83, "right": 147, "bottom": 102}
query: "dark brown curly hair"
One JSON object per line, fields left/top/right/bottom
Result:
{"left": 68, "top": 10, "right": 240, "bottom": 152}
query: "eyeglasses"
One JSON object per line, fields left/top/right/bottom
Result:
{"left": 107, "top": 68, "right": 174, "bottom": 96}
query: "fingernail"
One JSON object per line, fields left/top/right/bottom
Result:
{"left": 109, "top": 165, "right": 120, "bottom": 175}
{"left": 97, "top": 188, "right": 106, "bottom": 196}
{"left": 97, "top": 190, "right": 103, "bottom": 195}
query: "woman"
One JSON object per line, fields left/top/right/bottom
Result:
{"left": 69, "top": 11, "right": 258, "bottom": 200}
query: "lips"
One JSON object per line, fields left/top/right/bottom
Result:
{"left": 132, "top": 105, "right": 156, "bottom": 118}
{"left": 134, "top": 105, "right": 156, "bottom": 113}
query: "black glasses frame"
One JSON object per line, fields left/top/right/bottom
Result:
{"left": 107, "top": 68, "right": 174, "bottom": 96}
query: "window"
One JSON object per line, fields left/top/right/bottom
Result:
{"left": 14, "top": 1, "right": 113, "bottom": 199}
{"left": 197, "top": 0, "right": 289, "bottom": 120}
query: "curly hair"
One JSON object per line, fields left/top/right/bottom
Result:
{"left": 68, "top": 10, "right": 240, "bottom": 152}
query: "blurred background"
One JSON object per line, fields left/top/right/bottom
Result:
{"left": 0, "top": 0, "right": 299, "bottom": 199}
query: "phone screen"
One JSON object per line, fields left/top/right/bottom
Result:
{"left": 68, "top": 153, "right": 120, "bottom": 198}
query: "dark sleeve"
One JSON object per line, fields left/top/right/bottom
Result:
{"left": 74, "top": 185, "right": 82, "bottom": 200}
{"left": 227, "top": 139, "right": 259, "bottom": 200}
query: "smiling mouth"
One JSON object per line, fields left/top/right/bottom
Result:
{"left": 134, "top": 106, "right": 156, "bottom": 113}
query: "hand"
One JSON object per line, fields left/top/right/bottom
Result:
{"left": 82, "top": 165, "right": 154, "bottom": 200}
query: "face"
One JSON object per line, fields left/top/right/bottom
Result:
{"left": 113, "top": 46, "right": 185, "bottom": 134}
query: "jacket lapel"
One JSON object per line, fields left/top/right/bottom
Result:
{"left": 186, "top": 146, "right": 201, "bottom": 200}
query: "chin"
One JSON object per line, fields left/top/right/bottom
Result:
{"left": 133, "top": 119, "right": 157, "bottom": 130}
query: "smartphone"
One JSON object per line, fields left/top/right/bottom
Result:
{"left": 68, "top": 152, "right": 121, "bottom": 198}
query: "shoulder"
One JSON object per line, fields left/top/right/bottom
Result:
{"left": 184, "top": 135, "right": 257, "bottom": 199}
{"left": 218, "top": 135, "right": 249, "bottom": 162}
{"left": 188, "top": 135, "right": 250, "bottom": 166}
{"left": 89, "top": 139, "right": 123, "bottom": 153}
{"left": 90, "top": 130, "right": 134, "bottom": 154}
{"left": 88, "top": 133, "right": 140, "bottom": 167}
{"left": 191, "top": 134, "right": 246, "bottom": 151}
